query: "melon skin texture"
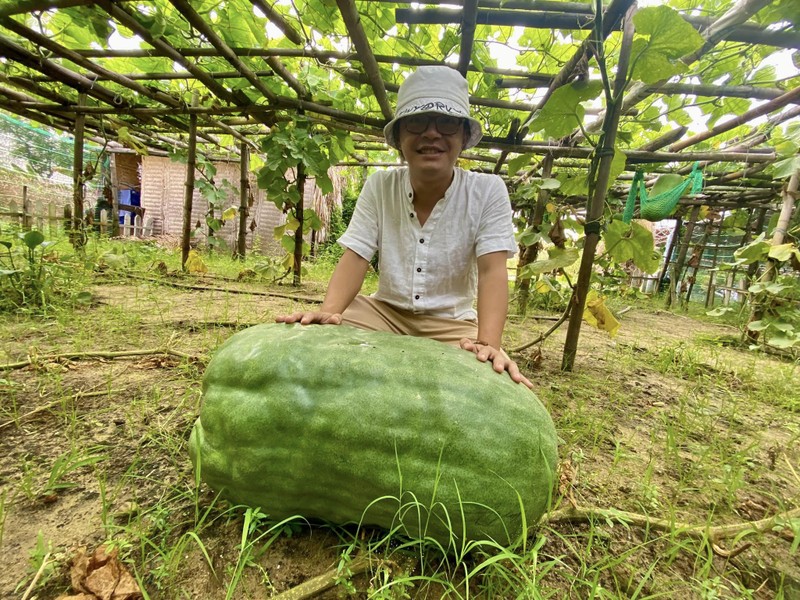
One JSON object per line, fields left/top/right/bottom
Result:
{"left": 188, "top": 323, "right": 558, "bottom": 547}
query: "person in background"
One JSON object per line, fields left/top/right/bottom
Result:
{"left": 276, "top": 65, "right": 530, "bottom": 388}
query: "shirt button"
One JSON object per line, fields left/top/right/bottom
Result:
{"left": 419, "top": 239, "right": 424, "bottom": 244}
{"left": 409, "top": 213, "right": 414, "bottom": 218}
{"left": 408, "top": 193, "right": 412, "bottom": 198}
{"left": 414, "top": 295, "right": 420, "bottom": 300}
{"left": 416, "top": 267, "right": 421, "bottom": 272}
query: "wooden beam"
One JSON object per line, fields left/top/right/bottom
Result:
{"left": 336, "top": 0, "right": 394, "bottom": 120}
{"left": 670, "top": 86, "right": 800, "bottom": 152}
{"left": 251, "top": 0, "right": 304, "bottom": 45}
{"left": 637, "top": 127, "right": 689, "bottom": 152}
{"left": 168, "top": 0, "right": 279, "bottom": 102}
{"left": 0, "top": 33, "right": 127, "bottom": 107}
{"left": 394, "top": 5, "right": 799, "bottom": 49}
{"left": 458, "top": 0, "right": 480, "bottom": 77}
{"left": 0, "top": 0, "right": 91, "bottom": 17}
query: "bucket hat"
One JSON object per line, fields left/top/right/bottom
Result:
{"left": 383, "top": 66, "right": 483, "bottom": 150}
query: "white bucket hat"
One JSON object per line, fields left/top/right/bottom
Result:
{"left": 383, "top": 66, "right": 483, "bottom": 150}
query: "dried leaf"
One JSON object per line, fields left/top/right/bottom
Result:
{"left": 61, "top": 545, "right": 143, "bottom": 600}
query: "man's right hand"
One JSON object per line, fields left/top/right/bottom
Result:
{"left": 275, "top": 312, "right": 343, "bottom": 325}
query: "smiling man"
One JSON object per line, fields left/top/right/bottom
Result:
{"left": 276, "top": 66, "right": 529, "bottom": 387}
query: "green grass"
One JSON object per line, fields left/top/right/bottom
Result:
{"left": 1, "top": 237, "right": 798, "bottom": 599}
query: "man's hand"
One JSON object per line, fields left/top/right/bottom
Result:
{"left": 275, "top": 312, "right": 343, "bottom": 325}
{"left": 459, "top": 338, "right": 533, "bottom": 389}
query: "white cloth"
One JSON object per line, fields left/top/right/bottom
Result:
{"left": 338, "top": 167, "right": 517, "bottom": 321}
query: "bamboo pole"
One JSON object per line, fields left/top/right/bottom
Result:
{"left": 21, "top": 185, "right": 30, "bottom": 231}
{"left": 670, "top": 87, "right": 800, "bottom": 153}
{"left": 457, "top": 0, "right": 480, "bottom": 76}
{"left": 335, "top": 0, "right": 394, "bottom": 119}
{"left": 236, "top": 141, "right": 250, "bottom": 260}
{"left": 562, "top": 3, "right": 635, "bottom": 372}
{"left": 667, "top": 205, "right": 701, "bottom": 309}
{"left": 705, "top": 217, "right": 726, "bottom": 308}
{"left": 683, "top": 216, "right": 716, "bottom": 309}
{"left": 293, "top": 163, "right": 307, "bottom": 286}
{"left": 182, "top": 94, "right": 198, "bottom": 270}
{"left": 516, "top": 154, "right": 554, "bottom": 315}
{"left": 71, "top": 92, "right": 86, "bottom": 250}
{"left": 744, "top": 207, "right": 769, "bottom": 287}
{"left": 745, "top": 169, "right": 799, "bottom": 343}
{"left": 657, "top": 217, "right": 682, "bottom": 294}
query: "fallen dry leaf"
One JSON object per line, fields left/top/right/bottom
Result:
{"left": 58, "top": 545, "right": 142, "bottom": 600}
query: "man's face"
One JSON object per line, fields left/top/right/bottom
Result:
{"left": 397, "top": 113, "right": 466, "bottom": 180}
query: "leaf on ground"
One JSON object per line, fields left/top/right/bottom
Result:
{"left": 185, "top": 249, "right": 208, "bottom": 274}
{"left": 58, "top": 545, "right": 142, "bottom": 600}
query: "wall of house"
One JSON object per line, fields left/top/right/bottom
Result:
{"left": 139, "top": 155, "right": 310, "bottom": 255}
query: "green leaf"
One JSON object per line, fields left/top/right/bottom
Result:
{"left": 747, "top": 320, "right": 768, "bottom": 332}
{"left": 630, "top": 6, "right": 704, "bottom": 84}
{"left": 768, "top": 243, "right": 796, "bottom": 262}
{"left": 221, "top": 207, "right": 238, "bottom": 222}
{"left": 530, "top": 81, "right": 604, "bottom": 139}
{"left": 522, "top": 247, "right": 580, "bottom": 276}
{"left": 771, "top": 155, "right": 800, "bottom": 179}
{"left": 768, "top": 335, "right": 797, "bottom": 349}
{"left": 22, "top": 230, "right": 45, "bottom": 250}
{"left": 507, "top": 154, "right": 532, "bottom": 177}
{"left": 735, "top": 238, "right": 769, "bottom": 264}
{"left": 280, "top": 235, "right": 296, "bottom": 253}
{"left": 540, "top": 178, "right": 561, "bottom": 190}
{"left": 603, "top": 219, "right": 661, "bottom": 274}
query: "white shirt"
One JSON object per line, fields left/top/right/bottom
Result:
{"left": 338, "top": 167, "right": 517, "bottom": 320}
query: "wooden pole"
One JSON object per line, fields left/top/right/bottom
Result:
{"left": 21, "top": 185, "right": 30, "bottom": 231}
{"left": 293, "top": 163, "right": 306, "bottom": 286}
{"left": 109, "top": 153, "right": 120, "bottom": 236}
{"left": 744, "top": 207, "right": 769, "bottom": 286}
{"left": 683, "top": 216, "right": 715, "bottom": 308}
{"left": 71, "top": 92, "right": 86, "bottom": 249}
{"left": 236, "top": 141, "right": 250, "bottom": 260}
{"left": 181, "top": 94, "right": 198, "bottom": 270}
{"left": 745, "top": 169, "right": 799, "bottom": 343}
{"left": 667, "top": 205, "right": 701, "bottom": 309}
{"left": 657, "top": 217, "right": 681, "bottom": 294}
{"left": 705, "top": 217, "right": 726, "bottom": 308}
{"left": 562, "top": 3, "right": 635, "bottom": 372}
{"left": 515, "top": 154, "right": 553, "bottom": 314}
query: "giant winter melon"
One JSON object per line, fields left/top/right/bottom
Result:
{"left": 188, "top": 323, "right": 558, "bottom": 547}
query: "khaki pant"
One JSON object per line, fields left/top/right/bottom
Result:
{"left": 341, "top": 295, "right": 477, "bottom": 347}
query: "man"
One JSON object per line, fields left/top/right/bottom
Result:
{"left": 277, "top": 65, "right": 530, "bottom": 388}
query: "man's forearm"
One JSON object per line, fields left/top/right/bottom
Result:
{"left": 476, "top": 252, "right": 510, "bottom": 348}
{"left": 321, "top": 248, "right": 370, "bottom": 314}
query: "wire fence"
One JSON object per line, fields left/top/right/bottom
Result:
{"left": 0, "top": 112, "right": 104, "bottom": 219}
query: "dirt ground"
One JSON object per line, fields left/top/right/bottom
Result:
{"left": 1, "top": 277, "right": 798, "bottom": 599}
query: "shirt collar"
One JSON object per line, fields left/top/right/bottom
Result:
{"left": 402, "top": 167, "right": 461, "bottom": 205}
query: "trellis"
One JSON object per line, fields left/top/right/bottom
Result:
{"left": 0, "top": 0, "right": 797, "bottom": 367}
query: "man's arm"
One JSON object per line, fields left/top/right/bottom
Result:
{"left": 276, "top": 249, "right": 370, "bottom": 324}
{"left": 461, "top": 251, "right": 532, "bottom": 388}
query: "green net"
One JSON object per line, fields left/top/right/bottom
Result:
{"left": 622, "top": 162, "right": 703, "bottom": 223}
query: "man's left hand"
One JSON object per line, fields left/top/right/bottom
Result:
{"left": 459, "top": 339, "right": 533, "bottom": 389}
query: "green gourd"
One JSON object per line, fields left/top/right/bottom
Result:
{"left": 188, "top": 323, "right": 558, "bottom": 547}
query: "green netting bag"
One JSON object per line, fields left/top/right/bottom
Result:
{"left": 622, "top": 162, "right": 703, "bottom": 223}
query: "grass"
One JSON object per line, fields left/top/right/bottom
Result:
{"left": 0, "top": 236, "right": 798, "bottom": 598}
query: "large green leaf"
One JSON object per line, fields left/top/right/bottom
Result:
{"left": 603, "top": 219, "right": 661, "bottom": 274}
{"left": 630, "top": 6, "right": 704, "bottom": 84}
{"left": 530, "top": 81, "right": 604, "bottom": 139}
{"left": 522, "top": 247, "right": 580, "bottom": 277}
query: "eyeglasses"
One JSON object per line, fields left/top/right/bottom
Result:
{"left": 402, "top": 114, "right": 464, "bottom": 136}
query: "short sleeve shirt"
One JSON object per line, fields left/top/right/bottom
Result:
{"left": 338, "top": 167, "right": 517, "bottom": 320}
